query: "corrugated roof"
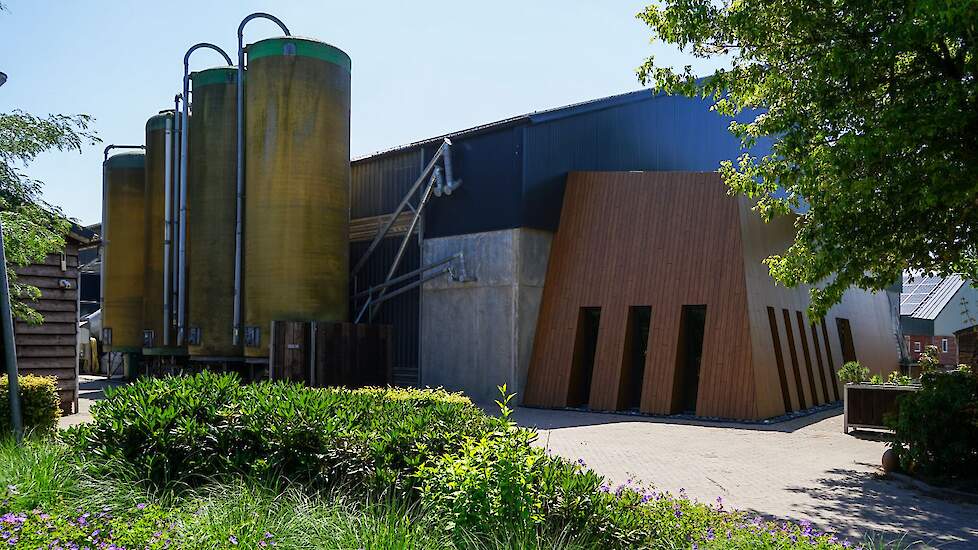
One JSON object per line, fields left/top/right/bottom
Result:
{"left": 901, "top": 273, "right": 965, "bottom": 319}
{"left": 352, "top": 89, "right": 655, "bottom": 162}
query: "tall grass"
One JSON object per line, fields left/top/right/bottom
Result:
{"left": 0, "top": 437, "right": 589, "bottom": 549}
{"left": 0, "top": 436, "right": 84, "bottom": 511}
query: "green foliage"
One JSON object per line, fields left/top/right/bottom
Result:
{"left": 869, "top": 374, "right": 884, "bottom": 385}
{"left": 887, "top": 370, "right": 914, "bottom": 386}
{"left": 0, "top": 374, "right": 60, "bottom": 435}
{"left": 7, "top": 376, "right": 875, "bottom": 550}
{"left": 0, "top": 109, "right": 99, "bottom": 324}
{"left": 889, "top": 366, "right": 978, "bottom": 479}
{"left": 0, "top": 437, "right": 83, "bottom": 512}
{"left": 70, "top": 371, "right": 503, "bottom": 489}
{"left": 918, "top": 345, "right": 942, "bottom": 373}
{"left": 0, "top": 506, "right": 171, "bottom": 549}
{"left": 414, "top": 386, "right": 548, "bottom": 534}
{"left": 837, "top": 361, "right": 869, "bottom": 384}
{"left": 637, "top": 1, "right": 978, "bottom": 317}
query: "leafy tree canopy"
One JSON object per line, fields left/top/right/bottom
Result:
{"left": 638, "top": 0, "right": 978, "bottom": 316}
{"left": 0, "top": 110, "right": 98, "bottom": 323}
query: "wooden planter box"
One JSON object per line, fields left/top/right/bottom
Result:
{"left": 843, "top": 383, "right": 919, "bottom": 433}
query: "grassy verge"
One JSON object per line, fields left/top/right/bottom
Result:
{"left": 0, "top": 437, "right": 591, "bottom": 549}
{"left": 0, "top": 374, "right": 924, "bottom": 549}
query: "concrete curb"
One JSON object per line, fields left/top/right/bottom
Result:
{"left": 886, "top": 471, "right": 978, "bottom": 505}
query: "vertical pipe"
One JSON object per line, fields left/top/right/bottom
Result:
{"left": 234, "top": 13, "right": 291, "bottom": 346}
{"left": 162, "top": 116, "right": 173, "bottom": 346}
{"left": 178, "top": 74, "right": 190, "bottom": 345}
{"left": 0, "top": 218, "right": 23, "bottom": 442}
{"left": 172, "top": 103, "right": 182, "bottom": 335}
{"left": 232, "top": 43, "right": 244, "bottom": 346}
{"left": 177, "top": 44, "right": 233, "bottom": 347}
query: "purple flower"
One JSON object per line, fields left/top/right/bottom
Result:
{"left": 136, "top": 503, "right": 147, "bottom": 510}
{"left": 229, "top": 535, "right": 238, "bottom": 545}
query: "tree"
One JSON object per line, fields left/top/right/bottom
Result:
{"left": 637, "top": 0, "right": 978, "bottom": 316}
{"left": 0, "top": 111, "right": 98, "bottom": 323}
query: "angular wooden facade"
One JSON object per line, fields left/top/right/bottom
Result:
{"left": 524, "top": 172, "right": 898, "bottom": 420}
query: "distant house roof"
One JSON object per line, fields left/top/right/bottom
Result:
{"left": 901, "top": 273, "right": 966, "bottom": 319}
{"left": 69, "top": 222, "right": 96, "bottom": 245}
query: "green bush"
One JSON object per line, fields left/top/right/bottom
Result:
{"left": 414, "top": 389, "right": 549, "bottom": 534}
{"left": 18, "top": 373, "right": 870, "bottom": 549}
{"left": 887, "top": 370, "right": 914, "bottom": 386}
{"left": 69, "top": 371, "right": 503, "bottom": 489}
{"left": 918, "top": 345, "right": 942, "bottom": 373}
{"left": 837, "top": 361, "right": 869, "bottom": 384}
{"left": 0, "top": 374, "right": 61, "bottom": 435}
{"left": 889, "top": 366, "right": 978, "bottom": 479}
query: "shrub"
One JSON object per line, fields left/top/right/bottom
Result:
{"left": 0, "top": 374, "right": 60, "bottom": 435}
{"left": 837, "top": 361, "right": 869, "bottom": 384}
{"left": 414, "top": 388, "right": 549, "bottom": 534}
{"left": 69, "top": 371, "right": 503, "bottom": 489}
{"left": 918, "top": 345, "right": 942, "bottom": 373}
{"left": 889, "top": 366, "right": 978, "bottom": 479}
{"left": 887, "top": 370, "right": 914, "bottom": 386}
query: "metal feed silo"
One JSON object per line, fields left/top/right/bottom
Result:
{"left": 102, "top": 151, "right": 146, "bottom": 352}
{"left": 243, "top": 37, "right": 351, "bottom": 358}
{"left": 187, "top": 67, "right": 239, "bottom": 357}
{"left": 142, "top": 111, "right": 174, "bottom": 350}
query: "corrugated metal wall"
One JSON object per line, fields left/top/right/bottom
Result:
{"left": 522, "top": 94, "right": 757, "bottom": 231}
{"left": 349, "top": 236, "right": 420, "bottom": 386}
{"left": 348, "top": 92, "right": 765, "bottom": 390}
{"left": 423, "top": 126, "right": 524, "bottom": 238}
{"left": 352, "top": 148, "right": 425, "bottom": 219}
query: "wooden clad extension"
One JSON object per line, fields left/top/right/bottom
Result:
{"left": 13, "top": 242, "right": 81, "bottom": 413}
{"left": 524, "top": 172, "right": 755, "bottom": 418}
{"left": 524, "top": 171, "right": 899, "bottom": 420}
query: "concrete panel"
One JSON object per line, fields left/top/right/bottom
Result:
{"left": 421, "top": 284, "right": 516, "bottom": 403}
{"left": 420, "top": 228, "right": 552, "bottom": 404}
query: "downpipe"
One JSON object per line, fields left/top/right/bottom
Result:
{"left": 233, "top": 13, "right": 291, "bottom": 346}
{"left": 179, "top": 43, "right": 234, "bottom": 346}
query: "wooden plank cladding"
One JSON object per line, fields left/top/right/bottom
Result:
{"left": 14, "top": 244, "right": 81, "bottom": 413}
{"left": 524, "top": 171, "right": 898, "bottom": 420}
{"left": 271, "top": 320, "right": 392, "bottom": 388}
{"left": 524, "top": 172, "right": 755, "bottom": 418}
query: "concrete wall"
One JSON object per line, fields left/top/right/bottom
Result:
{"left": 420, "top": 228, "right": 552, "bottom": 403}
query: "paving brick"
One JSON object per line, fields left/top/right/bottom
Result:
{"left": 517, "top": 407, "right": 978, "bottom": 549}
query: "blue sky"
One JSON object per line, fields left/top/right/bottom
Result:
{"left": 0, "top": 1, "right": 722, "bottom": 225}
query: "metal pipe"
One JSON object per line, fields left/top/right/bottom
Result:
{"left": 233, "top": 13, "right": 291, "bottom": 346}
{"left": 0, "top": 216, "right": 22, "bottom": 442}
{"left": 171, "top": 95, "right": 181, "bottom": 330}
{"left": 351, "top": 141, "right": 447, "bottom": 276}
{"left": 102, "top": 144, "right": 145, "bottom": 161}
{"left": 179, "top": 43, "right": 234, "bottom": 346}
{"left": 162, "top": 115, "right": 173, "bottom": 346}
{"left": 363, "top": 267, "right": 454, "bottom": 313}
{"left": 351, "top": 252, "right": 462, "bottom": 300}
{"left": 368, "top": 172, "right": 439, "bottom": 321}
{"left": 441, "top": 139, "right": 461, "bottom": 195}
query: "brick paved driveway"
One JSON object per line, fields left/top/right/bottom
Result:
{"left": 516, "top": 406, "right": 978, "bottom": 549}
